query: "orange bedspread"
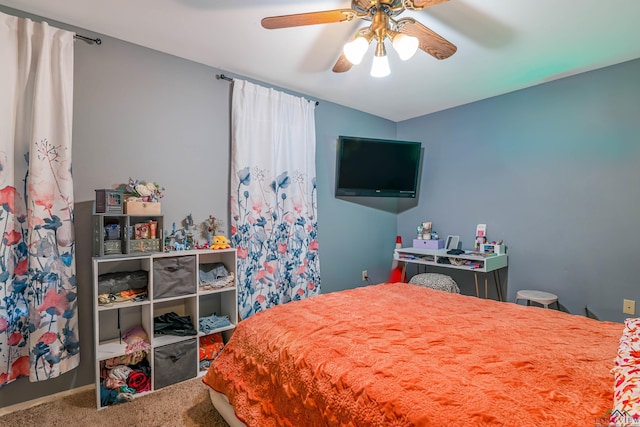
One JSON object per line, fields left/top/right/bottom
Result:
{"left": 203, "top": 283, "right": 623, "bottom": 426}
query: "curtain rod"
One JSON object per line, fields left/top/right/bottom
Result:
{"left": 74, "top": 34, "right": 102, "bottom": 45}
{"left": 216, "top": 73, "right": 319, "bottom": 106}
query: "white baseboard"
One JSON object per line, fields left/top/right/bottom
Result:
{"left": 0, "top": 383, "right": 95, "bottom": 417}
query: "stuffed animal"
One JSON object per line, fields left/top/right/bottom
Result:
{"left": 212, "top": 235, "right": 230, "bottom": 250}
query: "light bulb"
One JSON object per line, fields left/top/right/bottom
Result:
{"left": 370, "top": 40, "right": 390, "bottom": 78}
{"left": 392, "top": 34, "right": 419, "bottom": 61}
{"left": 370, "top": 55, "right": 390, "bottom": 78}
{"left": 343, "top": 37, "right": 369, "bottom": 65}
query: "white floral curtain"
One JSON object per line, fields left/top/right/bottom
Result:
{"left": 0, "top": 12, "right": 79, "bottom": 387}
{"left": 230, "top": 80, "right": 320, "bottom": 319}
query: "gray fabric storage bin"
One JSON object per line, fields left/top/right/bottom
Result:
{"left": 153, "top": 255, "right": 196, "bottom": 299}
{"left": 153, "top": 338, "right": 197, "bottom": 389}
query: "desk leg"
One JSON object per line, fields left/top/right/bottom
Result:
{"left": 493, "top": 270, "right": 504, "bottom": 302}
{"left": 484, "top": 276, "right": 488, "bottom": 299}
{"left": 474, "top": 272, "right": 479, "bottom": 298}
{"left": 401, "top": 263, "right": 407, "bottom": 282}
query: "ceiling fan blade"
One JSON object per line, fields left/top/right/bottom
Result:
{"left": 408, "top": 0, "right": 450, "bottom": 8}
{"left": 332, "top": 53, "right": 353, "bottom": 73}
{"left": 262, "top": 10, "right": 358, "bottom": 29}
{"left": 397, "top": 18, "right": 456, "bottom": 60}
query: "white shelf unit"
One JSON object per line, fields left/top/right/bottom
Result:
{"left": 93, "top": 248, "right": 237, "bottom": 409}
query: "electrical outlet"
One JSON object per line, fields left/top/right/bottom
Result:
{"left": 362, "top": 270, "right": 368, "bottom": 281}
{"left": 623, "top": 299, "right": 636, "bottom": 315}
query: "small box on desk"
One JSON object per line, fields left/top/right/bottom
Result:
{"left": 482, "top": 244, "right": 505, "bottom": 255}
{"left": 95, "top": 189, "right": 124, "bottom": 214}
{"left": 124, "top": 201, "right": 161, "bottom": 215}
{"left": 413, "top": 239, "right": 444, "bottom": 249}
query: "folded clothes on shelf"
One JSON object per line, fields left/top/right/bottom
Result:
{"left": 154, "top": 311, "right": 197, "bottom": 336}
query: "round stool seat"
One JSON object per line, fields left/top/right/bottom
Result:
{"left": 409, "top": 273, "right": 460, "bottom": 294}
{"left": 515, "top": 290, "right": 558, "bottom": 308}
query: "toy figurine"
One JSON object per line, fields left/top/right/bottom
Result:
{"left": 212, "top": 235, "right": 230, "bottom": 250}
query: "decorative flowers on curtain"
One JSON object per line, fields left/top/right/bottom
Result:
{"left": 0, "top": 143, "right": 79, "bottom": 387}
{"left": 230, "top": 80, "right": 320, "bottom": 319}
{"left": 232, "top": 167, "right": 320, "bottom": 318}
{"left": 0, "top": 12, "right": 79, "bottom": 387}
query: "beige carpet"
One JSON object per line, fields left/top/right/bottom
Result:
{"left": 1, "top": 377, "right": 230, "bottom": 427}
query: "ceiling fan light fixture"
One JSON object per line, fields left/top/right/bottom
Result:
{"left": 370, "top": 41, "right": 390, "bottom": 78}
{"left": 392, "top": 33, "right": 419, "bottom": 60}
{"left": 343, "top": 36, "right": 369, "bottom": 65}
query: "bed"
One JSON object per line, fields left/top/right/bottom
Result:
{"left": 202, "top": 282, "right": 632, "bottom": 426}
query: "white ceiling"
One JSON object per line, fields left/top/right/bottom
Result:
{"left": 3, "top": 0, "right": 640, "bottom": 122}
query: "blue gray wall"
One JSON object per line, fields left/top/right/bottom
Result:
{"left": 397, "top": 58, "right": 640, "bottom": 314}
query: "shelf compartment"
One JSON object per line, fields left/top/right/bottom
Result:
{"left": 93, "top": 214, "right": 128, "bottom": 257}
{"left": 98, "top": 354, "right": 152, "bottom": 409}
{"left": 152, "top": 296, "right": 198, "bottom": 346}
{"left": 95, "top": 257, "right": 152, "bottom": 307}
{"left": 198, "top": 291, "right": 237, "bottom": 337}
{"left": 97, "top": 304, "right": 152, "bottom": 361}
{"left": 197, "top": 250, "right": 236, "bottom": 292}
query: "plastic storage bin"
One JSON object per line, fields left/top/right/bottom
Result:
{"left": 153, "top": 339, "right": 197, "bottom": 389}
{"left": 152, "top": 255, "right": 196, "bottom": 299}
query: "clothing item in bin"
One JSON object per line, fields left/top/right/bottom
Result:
{"left": 199, "top": 313, "right": 231, "bottom": 334}
{"left": 100, "top": 359, "right": 150, "bottom": 406}
{"left": 98, "top": 270, "right": 148, "bottom": 295}
{"left": 98, "top": 270, "right": 149, "bottom": 306}
{"left": 200, "top": 262, "right": 228, "bottom": 283}
{"left": 199, "top": 333, "right": 225, "bottom": 363}
{"left": 199, "top": 263, "right": 234, "bottom": 290}
{"left": 154, "top": 311, "right": 197, "bottom": 336}
{"left": 103, "top": 325, "right": 151, "bottom": 367}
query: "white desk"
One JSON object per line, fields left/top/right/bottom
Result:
{"left": 394, "top": 248, "right": 508, "bottom": 301}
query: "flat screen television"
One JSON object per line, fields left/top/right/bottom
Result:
{"left": 335, "top": 135, "right": 422, "bottom": 198}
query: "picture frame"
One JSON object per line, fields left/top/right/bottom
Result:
{"left": 445, "top": 235, "right": 460, "bottom": 250}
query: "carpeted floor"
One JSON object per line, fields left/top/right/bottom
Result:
{"left": 1, "top": 376, "right": 230, "bottom": 427}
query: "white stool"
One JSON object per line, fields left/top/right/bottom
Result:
{"left": 515, "top": 290, "right": 559, "bottom": 309}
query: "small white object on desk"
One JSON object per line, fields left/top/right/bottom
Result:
{"left": 481, "top": 243, "right": 505, "bottom": 255}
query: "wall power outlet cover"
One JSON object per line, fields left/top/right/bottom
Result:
{"left": 623, "top": 299, "right": 636, "bottom": 315}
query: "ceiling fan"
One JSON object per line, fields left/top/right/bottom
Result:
{"left": 261, "top": 0, "right": 457, "bottom": 76}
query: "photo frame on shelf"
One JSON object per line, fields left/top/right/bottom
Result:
{"left": 445, "top": 235, "right": 459, "bottom": 250}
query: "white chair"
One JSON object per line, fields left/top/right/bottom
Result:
{"left": 409, "top": 273, "right": 460, "bottom": 294}
{"left": 515, "top": 290, "right": 559, "bottom": 309}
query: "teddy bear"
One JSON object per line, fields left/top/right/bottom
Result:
{"left": 212, "top": 235, "right": 230, "bottom": 250}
